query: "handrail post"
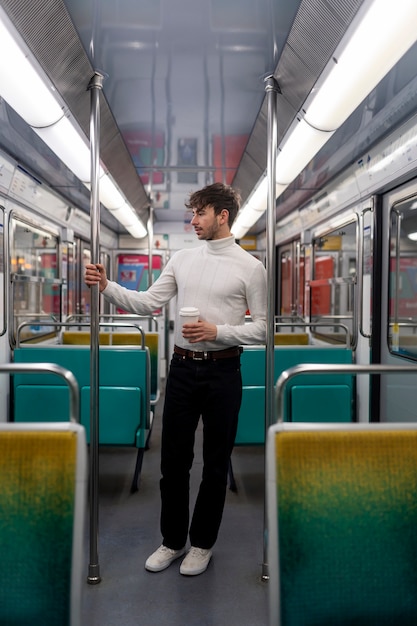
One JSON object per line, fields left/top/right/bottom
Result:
{"left": 147, "top": 205, "right": 154, "bottom": 288}
{"left": 263, "top": 74, "right": 280, "bottom": 582}
{"left": 87, "top": 71, "right": 104, "bottom": 585}
{"left": 0, "top": 206, "right": 7, "bottom": 338}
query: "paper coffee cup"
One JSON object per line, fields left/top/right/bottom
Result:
{"left": 179, "top": 306, "right": 200, "bottom": 325}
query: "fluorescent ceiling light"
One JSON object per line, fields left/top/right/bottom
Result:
{"left": 84, "top": 175, "right": 147, "bottom": 238}
{"left": 34, "top": 116, "right": 92, "bottom": 183}
{"left": 231, "top": 178, "right": 288, "bottom": 238}
{"left": 231, "top": 178, "right": 268, "bottom": 238}
{"left": 0, "top": 16, "right": 63, "bottom": 128}
{"left": 235, "top": 0, "right": 417, "bottom": 240}
{"left": 232, "top": 207, "right": 262, "bottom": 240}
{"left": 98, "top": 174, "right": 126, "bottom": 209}
{"left": 0, "top": 7, "right": 147, "bottom": 239}
{"left": 408, "top": 232, "right": 417, "bottom": 241}
{"left": 109, "top": 203, "right": 147, "bottom": 237}
{"left": 305, "top": 0, "right": 417, "bottom": 132}
{"left": 275, "top": 119, "right": 334, "bottom": 185}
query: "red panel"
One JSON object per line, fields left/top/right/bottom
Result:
{"left": 311, "top": 256, "right": 333, "bottom": 315}
{"left": 212, "top": 135, "right": 248, "bottom": 184}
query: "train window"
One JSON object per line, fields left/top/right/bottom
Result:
{"left": 77, "top": 244, "right": 111, "bottom": 319}
{"left": 80, "top": 245, "right": 91, "bottom": 317}
{"left": 311, "top": 220, "right": 357, "bottom": 346}
{"left": 279, "top": 248, "right": 293, "bottom": 317}
{"left": 389, "top": 197, "right": 417, "bottom": 359}
{"left": 62, "top": 241, "right": 76, "bottom": 318}
{"left": 10, "top": 217, "right": 61, "bottom": 343}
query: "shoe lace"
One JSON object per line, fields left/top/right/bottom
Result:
{"left": 189, "top": 547, "right": 208, "bottom": 557}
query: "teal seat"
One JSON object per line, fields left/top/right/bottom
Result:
{"left": 0, "top": 422, "right": 87, "bottom": 626}
{"left": 236, "top": 346, "right": 354, "bottom": 445}
{"left": 266, "top": 423, "right": 417, "bottom": 626}
{"left": 13, "top": 345, "right": 152, "bottom": 491}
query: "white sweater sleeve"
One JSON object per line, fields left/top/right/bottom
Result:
{"left": 215, "top": 261, "right": 267, "bottom": 346}
{"left": 102, "top": 260, "right": 177, "bottom": 314}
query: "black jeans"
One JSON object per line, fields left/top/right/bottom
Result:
{"left": 160, "top": 351, "right": 242, "bottom": 550}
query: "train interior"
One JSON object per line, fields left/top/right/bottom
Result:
{"left": 2, "top": 0, "right": 417, "bottom": 624}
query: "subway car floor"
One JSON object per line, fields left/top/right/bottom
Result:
{"left": 81, "top": 385, "right": 268, "bottom": 626}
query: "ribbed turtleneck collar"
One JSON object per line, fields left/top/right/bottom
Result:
{"left": 205, "top": 235, "right": 235, "bottom": 253}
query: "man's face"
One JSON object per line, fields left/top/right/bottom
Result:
{"left": 190, "top": 205, "right": 227, "bottom": 240}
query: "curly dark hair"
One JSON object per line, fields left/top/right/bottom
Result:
{"left": 185, "top": 182, "right": 241, "bottom": 226}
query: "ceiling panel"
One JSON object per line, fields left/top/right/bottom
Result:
{"left": 0, "top": 0, "right": 368, "bottom": 233}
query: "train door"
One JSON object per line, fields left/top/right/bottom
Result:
{"left": 9, "top": 216, "right": 61, "bottom": 341}
{"left": 0, "top": 206, "right": 7, "bottom": 421}
{"left": 357, "top": 202, "right": 374, "bottom": 422}
{"left": 310, "top": 219, "right": 357, "bottom": 346}
{"left": 277, "top": 240, "right": 304, "bottom": 318}
{"left": 62, "top": 238, "right": 76, "bottom": 319}
{"left": 379, "top": 179, "right": 417, "bottom": 422}
{"left": 310, "top": 215, "right": 373, "bottom": 422}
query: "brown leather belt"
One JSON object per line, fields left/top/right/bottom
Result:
{"left": 174, "top": 345, "right": 242, "bottom": 361}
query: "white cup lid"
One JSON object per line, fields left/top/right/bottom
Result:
{"left": 179, "top": 307, "right": 199, "bottom": 316}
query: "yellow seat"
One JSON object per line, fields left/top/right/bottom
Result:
{"left": 0, "top": 422, "right": 87, "bottom": 626}
{"left": 62, "top": 330, "right": 110, "bottom": 345}
{"left": 266, "top": 423, "right": 417, "bottom": 625}
{"left": 274, "top": 333, "right": 309, "bottom": 345}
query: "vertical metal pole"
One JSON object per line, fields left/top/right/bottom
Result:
{"left": 87, "top": 71, "right": 104, "bottom": 585}
{"left": 147, "top": 206, "right": 154, "bottom": 288}
{"left": 219, "top": 48, "right": 226, "bottom": 184}
{"left": 262, "top": 74, "right": 280, "bottom": 582}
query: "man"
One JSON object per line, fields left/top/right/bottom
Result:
{"left": 84, "top": 182, "right": 267, "bottom": 575}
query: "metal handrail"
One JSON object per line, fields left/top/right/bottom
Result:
{"left": 310, "top": 314, "right": 353, "bottom": 320}
{"left": 0, "top": 206, "right": 6, "bottom": 338}
{"left": 358, "top": 206, "right": 373, "bottom": 339}
{"left": 275, "top": 321, "right": 351, "bottom": 346}
{"left": 16, "top": 321, "right": 145, "bottom": 349}
{"left": 0, "top": 362, "right": 79, "bottom": 422}
{"left": 66, "top": 313, "right": 159, "bottom": 331}
{"left": 274, "top": 314, "right": 305, "bottom": 323}
{"left": 308, "top": 276, "right": 356, "bottom": 286}
{"left": 11, "top": 274, "right": 63, "bottom": 285}
{"left": 389, "top": 322, "right": 417, "bottom": 329}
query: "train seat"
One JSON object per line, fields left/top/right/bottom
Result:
{"left": 274, "top": 333, "right": 309, "bottom": 345}
{"left": 13, "top": 345, "right": 153, "bottom": 491}
{"left": 61, "top": 330, "right": 160, "bottom": 404}
{"left": 266, "top": 423, "right": 417, "bottom": 626}
{"left": 0, "top": 422, "right": 87, "bottom": 626}
{"left": 227, "top": 345, "right": 354, "bottom": 492}
{"left": 236, "top": 345, "right": 354, "bottom": 445}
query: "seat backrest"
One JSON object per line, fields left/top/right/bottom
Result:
{"left": 266, "top": 423, "right": 417, "bottom": 626}
{"left": 274, "top": 333, "right": 309, "bottom": 345}
{"left": 13, "top": 345, "right": 152, "bottom": 445}
{"left": 0, "top": 422, "right": 87, "bottom": 626}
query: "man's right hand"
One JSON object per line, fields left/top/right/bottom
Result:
{"left": 84, "top": 263, "right": 108, "bottom": 292}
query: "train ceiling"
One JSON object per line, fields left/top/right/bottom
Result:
{"left": 0, "top": 0, "right": 367, "bottom": 236}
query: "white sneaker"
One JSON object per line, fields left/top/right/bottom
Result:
{"left": 180, "top": 547, "right": 212, "bottom": 576}
{"left": 145, "top": 545, "right": 186, "bottom": 572}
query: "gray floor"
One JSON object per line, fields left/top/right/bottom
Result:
{"left": 81, "top": 393, "right": 268, "bottom": 626}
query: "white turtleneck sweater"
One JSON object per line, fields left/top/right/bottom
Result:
{"left": 103, "top": 236, "right": 267, "bottom": 351}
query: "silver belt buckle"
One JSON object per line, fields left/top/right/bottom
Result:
{"left": 192, "top": 351, "right": 207, "bottom": 360}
